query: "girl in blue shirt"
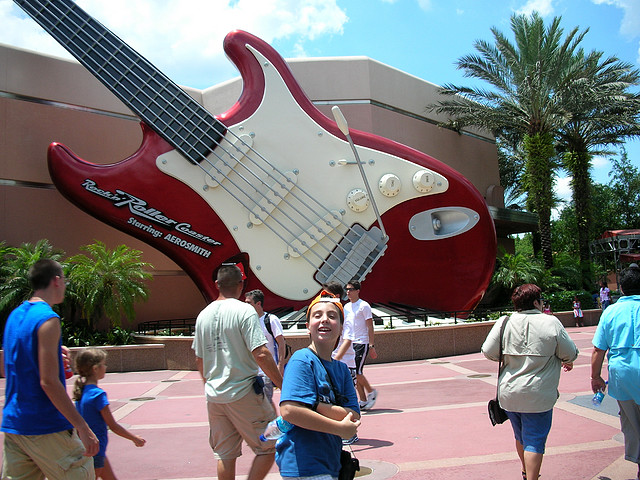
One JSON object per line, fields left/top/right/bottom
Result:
{"left": 74, "top": 348, "right": 146, "bottom": 479}
{"left": 276, "top": 291, "right": 361, "bottom": 479}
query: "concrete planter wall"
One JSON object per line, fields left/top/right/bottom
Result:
{"left": 67, "top": 344, "right": 166, "bottom": 373}
{"left": 134, "top": 320, "right": 498, "bottom": 370}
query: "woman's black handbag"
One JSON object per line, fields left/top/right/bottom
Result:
{"left": 488, "top": 398, "right": 508, "bottom": 426}
{"left": 488, "top": 315, "right": 510, "bottom": 426}
{"left": 339, "top": 449, "right": 360, "bottom": 480}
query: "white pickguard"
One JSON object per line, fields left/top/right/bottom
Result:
{"left": 157, "top": 45, "right": 449, "bottom": 300}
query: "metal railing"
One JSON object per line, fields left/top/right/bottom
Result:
{"left": 135, "top": 305, "right": 512, "bottom": 336}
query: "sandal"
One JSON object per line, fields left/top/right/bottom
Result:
{"left": 522, "top": 473, "right": 540, "bottom": 480}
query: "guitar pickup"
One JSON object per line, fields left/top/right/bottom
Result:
{"left": 249, "top": 171, "right": 298, "bottom": 225}
{"left": 287, "top": 210, "right": 343, "bottom": 257}
{"left": 315, "top": 225, "right": 387, "bottom": 286}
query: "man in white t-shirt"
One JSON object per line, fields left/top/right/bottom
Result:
{"left": 245, "top": 289, "right": 287, "bottom": 406}
{"left": 344, "top": 280, "right": 378, "bottom": 410}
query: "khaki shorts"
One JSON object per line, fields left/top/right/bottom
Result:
{"left": 2, "top": 429, "right": 94, "bottom": 480}
{"left": 618, "top": 399, "right": 640, "bottom": 464}
{"left": 207, "top": 389, "right": 276, "bottom": 460}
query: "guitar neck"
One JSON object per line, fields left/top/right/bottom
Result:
{"left": 14, "top": 0, "right": 225, "bottom": 165}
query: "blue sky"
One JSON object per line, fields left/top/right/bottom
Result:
{"left": 1, "top": 0, "right": 639, "bottom": 205}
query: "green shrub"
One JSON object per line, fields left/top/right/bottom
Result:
{"left": 62, "top": 321, "right": 135, "bottom": 346}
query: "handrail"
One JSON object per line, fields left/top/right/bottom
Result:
{"left": 135, "top": 305, "right": 513, "bottom": 335}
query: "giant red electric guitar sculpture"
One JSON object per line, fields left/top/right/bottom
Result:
{"left": 15, "top": 0, "right": 496, "bottom": 312}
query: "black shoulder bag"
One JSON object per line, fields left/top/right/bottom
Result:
{"left": 488, "top": 315, "right": 510, "bottom": 426}
{"left": 308, "top": 348, "right": 360, "bottom": 480}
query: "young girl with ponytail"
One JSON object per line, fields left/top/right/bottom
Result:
{"left": 74, "top": 348, "right": 146, "bottom": 479}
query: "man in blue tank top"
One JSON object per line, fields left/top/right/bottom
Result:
{"left": 2, "top": 259, "right": 99, "bottom": 479}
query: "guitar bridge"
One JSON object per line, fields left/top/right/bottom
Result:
{"left": 315, "top": 225, "right": 387, "bottom": 287}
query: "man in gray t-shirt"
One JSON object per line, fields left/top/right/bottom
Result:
{"left": 193, "top": 265, "right": 282, "bottom": 480}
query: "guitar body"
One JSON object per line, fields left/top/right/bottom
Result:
{"left": 42, "top": 25, "right": 495, "bottom": 311}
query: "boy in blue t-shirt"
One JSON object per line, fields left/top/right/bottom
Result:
{"left": 276, "top": 291, "right": 360, "bottom": 479}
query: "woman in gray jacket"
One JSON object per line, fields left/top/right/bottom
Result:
{"left": 482, "top": 284, "right": 579, "bottom": 480}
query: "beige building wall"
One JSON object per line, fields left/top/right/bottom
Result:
{"left": 1, "top": 43, "right": 517, "bottom": 326}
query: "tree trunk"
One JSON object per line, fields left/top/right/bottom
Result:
{"left": 524, "top": 133, "right": 556, "bottom": 269}
{"left": 565, "top": 150, "right": 593, "bottom": 289}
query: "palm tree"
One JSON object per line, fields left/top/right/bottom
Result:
{"left": 557, "top": 54, "right": 640, "bottom": 287}
{"left": 67, "top": 241, "right": 153, "bottom": 328}
{"left": 432, "top": 13, "right": 592, "bottom": 268}
{"left": 0, "top": 239, "right": 65, "bottom": 324}
{"left": 492, "top": 250, "right": 545, "bottom": 292}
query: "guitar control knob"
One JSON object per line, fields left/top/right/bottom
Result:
{"left": 413, "top": 170, "right": 435, "bottom": 193}
{"left": 378, "top": 174, "right": 401, "bottom": 197}
{"left": 346, "top": 188, "right": 370, "bottom": 213}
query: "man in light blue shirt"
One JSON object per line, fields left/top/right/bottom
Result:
{"left": 592, "top": 266, "right": 640, "bottom": 479}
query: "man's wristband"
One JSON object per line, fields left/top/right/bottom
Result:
{"left": 370, "top": 344, "right": 375, "bottom": 348}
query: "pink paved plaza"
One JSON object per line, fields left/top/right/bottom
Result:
{"left": 1, "top": 326, "right": 637, "bottom": 479}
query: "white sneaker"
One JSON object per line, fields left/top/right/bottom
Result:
{"left": 359, "top": 400, "right": 369, "bottom": 411}
{"left": 365, "top": 389, "right": 378, "bottom": 409}
{"left": 342, "top": 434, "right": 359, "bottom": 445}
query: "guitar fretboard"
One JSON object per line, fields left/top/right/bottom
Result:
{"left": 15, "top": 0, "right": 225, "bottom": 165}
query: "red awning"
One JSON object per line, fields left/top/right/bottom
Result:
{"left": 601, "top": 229, "right": 640, "bottom": 239}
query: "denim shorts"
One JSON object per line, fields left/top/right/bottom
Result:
{"left": 506, "top": 409, "right": 553, "bottom": 454}
{"left": 93, "top": 455, "right": 105, "bottom": 469}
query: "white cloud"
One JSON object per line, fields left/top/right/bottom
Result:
{"left": 0, "top": 0, "right": 348, "bottom": 88}
{"left": 592, "top": 155, "right": 611, "bottom": 170}
{"left": 516, "top": 0, "right": 555, "bottom": 16}
{"left": 592, "top": 0, "right": 640, "bottom": 63}
{"left": 592, "top": 0, "right": 640, "bottom": 38}
{"left": 417, "top": 0, "right": 432, "bottom": 12}
{"left": 555, "top": 174, "right": 573, "bottom": 201}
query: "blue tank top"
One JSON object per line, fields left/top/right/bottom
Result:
{"left": 2, "top": 301, "right": 73, "bottom": 435}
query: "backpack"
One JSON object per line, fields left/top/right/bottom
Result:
{"left": 264, "top": 313, "right": 292, "bottom": 359}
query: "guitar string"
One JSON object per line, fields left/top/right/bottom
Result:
{"left": 45, "top": 0, "right": 368, "bottom": 258}
{"left": 23, "top": 0, "right": 382, "bottom": 281}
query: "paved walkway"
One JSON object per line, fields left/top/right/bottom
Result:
{"left": 1, "top": 326, "right": 637, "bottom": 479}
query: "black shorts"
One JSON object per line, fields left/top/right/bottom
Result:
{"left": 353, "top": 343, "right": 370, "bottom": 375}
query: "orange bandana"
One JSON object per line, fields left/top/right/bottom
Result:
{"left": 306, "top": 290, "right": 344, "bottom": 322}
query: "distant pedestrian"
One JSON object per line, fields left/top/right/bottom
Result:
{"left": 600, "top": 280, "right": 612, "bottom": 310}
{"left": 74, "top": 348, "right": 146, "bottom": 479}
{"left": 345, "top": 280, "right": 378, "bottom": 410}
{"left": 245, "top": 289, "right": 288, "bottom": 406}
{"left": 573, "top": 296, "right": 584, "bottom": 327}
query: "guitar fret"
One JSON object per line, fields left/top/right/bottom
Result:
{"left": 17, "top": 0, "right": 225, "bottom": 165}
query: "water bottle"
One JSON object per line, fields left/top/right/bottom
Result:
{"left": 592, "top": 381, "right": 608, "bottom": 406}
{"left": 260, "top": 416, "right": 293, "bottom": 441}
